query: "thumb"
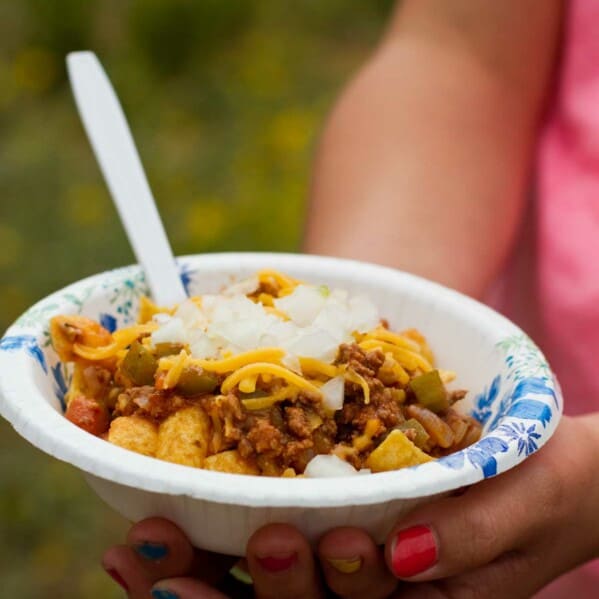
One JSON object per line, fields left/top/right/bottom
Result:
{"left": 383, "top": 456, "right": 561, "bottom": 581}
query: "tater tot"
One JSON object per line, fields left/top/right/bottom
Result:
{"left": 203, "top": 450, "right": 259, "bottom": 475}
{"left": 108, "top": 416, "right": 158, "bottom": 457}
{"left": 156, "top": 406, "right": 211, "bottom": 468}
{"left": 365, "top": 430, "right": 432, "bottom": 472}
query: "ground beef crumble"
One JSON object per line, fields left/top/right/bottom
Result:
{"left": 114, "top": 386, "right": 192, "bottom": 421}
{"left": 108, "top": 342, "right": 477, "bottom": 475}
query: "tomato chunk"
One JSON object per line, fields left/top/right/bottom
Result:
{"left": 65, "top": 395, "right": 109, "bottom": 436}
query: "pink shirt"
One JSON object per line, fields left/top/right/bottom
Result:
{"left": 495, "top": 1, "right": 599, "bottom": 595}
{"left": 537, "top": 0, "right": 599, "bottom": 418}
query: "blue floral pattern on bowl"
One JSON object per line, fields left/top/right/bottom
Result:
{"left": 0, "top": 335, "right": 47, "bottom": 374}
{"left": 51, "top": 362, "right": 69, "bottom": 412}
{"left": 434, "top": 333, "right": 561, "bottom": 479}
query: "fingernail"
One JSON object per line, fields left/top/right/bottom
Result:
{"left": 230, "top": 563, "right": 254, "bottom": 585}
{"left": 104, "top": 566, "right": 129, "bottom": 591}
{"left": 257, "top": 552, "right": 297, "bottom": 573}
{"left": 391, "top": 525, "right": 438, "bottom": 578}
{"left": 151, "top": 589, "right": 179, "bottom": 599}
{"left": 134, "top": 541, "right": 169, "bottom": 560}
{"left": 326, "top": 556, "right": 362, "bottom": 574}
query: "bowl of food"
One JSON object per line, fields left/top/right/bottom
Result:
{"left": 0, "top": 253, "right": 562, "bottom": 555}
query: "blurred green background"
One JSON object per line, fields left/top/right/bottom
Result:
{"left": 0, "top": 1, "right": 393, "bottom": 597}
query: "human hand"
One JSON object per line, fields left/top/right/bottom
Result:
{"left": 377, "top": 414, "right": 599, "bottom": 598}
{"left": 101, "top": 518, "right": 397, "bottom": 598}
{"left": 102, "top": 415, "right": 599, "bottom": 598}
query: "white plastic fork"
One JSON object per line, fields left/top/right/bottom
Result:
{"left": 66, "top": 51, "right": 187, "bottom": 306}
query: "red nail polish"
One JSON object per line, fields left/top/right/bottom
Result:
{"left": 257, "top": 553, "right": 297, "bottom": 573}
{"left": 391, "top": 525, "right": 438, "bottom": 578}
{"left": 104, "top": 566, "right": 129, "bottom": 592}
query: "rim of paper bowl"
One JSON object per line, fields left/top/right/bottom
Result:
{"left": 0, "top": 252, "right": 562, "bottom": 508}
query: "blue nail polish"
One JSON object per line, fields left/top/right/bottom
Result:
{"left": 151, "top": 590, "right": 179, "bottom": 599}
{"left": 134, "top": 542, "right": 169, "bottom": 560}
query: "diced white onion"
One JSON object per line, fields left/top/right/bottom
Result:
{"left": 151, "top": 317, "right": 187, "bottom": 345}
{"left": 320, "top": 376, "right": 345, "bottom": 411}
{"left": 221, "top": 276, "right": 260, "bottom": 297}
{"left": 281, "top": 352, "right": 301, "bottom": 373}
{"left": 274, "top": 285, "right": 326, "bottom": 327}
{"left": 330, "top": 288, "right": 348, "bottom": 303}
{"left": 152, "top": 313, "right": 172, "bottom": 325}
{"left": 260, "top": 320, "right": 297, "bottom": 347}
{"left": 200, "top": 295, "right": 219, "bottom": 311}
{"left": 211, "top": 318, "right": 262, "bottom": 352}
{"left": 313, "top": 303, "right": 351, "bottom": 343}
{"left": 175, "top": 299, "right": 205, "bottom": 328}
{"left": 133, "top": 393, "right": 150, "bottom": 409}
{"left": 348, "top": 295, "right": 380, "bottom": 332}
{"left": 283, "top": 328, "right": 339, "bottom": 362}
{"left": 304, "top": 454, "right": 359, "bottom": 478}
{"left": 148, "top": 280, "right": 380, "bottom": 373}
{"left": 188, "top": 332, "right": 219, "bottom": 359}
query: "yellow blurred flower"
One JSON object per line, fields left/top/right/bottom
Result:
{"left": 77, "top": 566, "right": 118, "bottom": 598}
{"left": 32, "top": 539, "right": 69, "bottom": 584}
{"left": 13, "top": 47, "right": 58, "bottom": 94}
{"left": 64, "top": 184, "right": 110, "bottom": 228}
{"left": 184, "top": 199, "right": 228, "bottom": 245}
{"left": 237, "top": 34, "right": 289, "bottom": 98}
{"left": 267, "top": 108, "right": 315, "bottom": 155}
{"left": 158, "top": 108, "right": 203, "bottom": 164}
{"left": 0, "top": 224, "right": 23, "bottom": 268}
{"left": 0, "top": 284, "right": 28, "bottom": 320}
{"left": 0, "top": 58, "right": 18, "bottom": 109}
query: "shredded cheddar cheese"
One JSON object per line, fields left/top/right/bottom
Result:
{"left": 73, "top": 323, "right": 158, "bottom": 360}
{"left": 221, "top": 363, "right": 322, "bottom": 395}
{"left": 344, "top": 368, "right": 371, "bottom": 405}
{"left": 238, "top": 375, "right": 258, "bottom": 394}
{"left": 191, "top": 348, "right": 285, "bottom": 373}
{"left": 359, "top": 339, "right": 432, "bottom": 372}
{"left": 264, "top": 306, "right": 290, "bottom": 320}
{"left": 241, "top": 386, "right": 298, "bottom": 410}
{"left": 364, "top": 327, "right": 421, "bottom": 352}
{"left": 257, "top": 293, "right": 274, "bottom": 306}
{"left": 257, "top": 269, "right": 299, "bottom": 290}
{"left": 137, "top": 296, "right": 173, "bottom": 324}
{"left": 161, "top": 349, "right": 189, "bottom": 389}
{"left": 157, "top": 348, "right": 286, "bottom": 376}
{"left": 299, "top": 357, "right": 339, "bottom": 379}
{"left": 353, "top": 418, "right": 381, "bottom": 451}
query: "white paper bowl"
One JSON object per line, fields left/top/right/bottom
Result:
{"left": 0, "top": 253, "right": 562, "bottom": 555}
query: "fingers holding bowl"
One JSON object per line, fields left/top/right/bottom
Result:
{"left": 383, "top": 433, "right": 572, "bottom": 584}
{"left": 126, "top": 517, "right": 195, "bottom": 580}
{"left": 102, "top": 544, "right": 153, "bottom": 599}
{"left": 126, "top": 517, "right": 236, "bottom": 584}
{"left": 318, "top": 527, "right": 398, "bottom": 599}
{"left": 246, "top": 523, "right": 325, "bottom": 599}
{"left": 150, "top": 577, "right": 230, "bottom": 599}
{"left": 103, "top": 517, "right": 236, "bottom": 597}
{"left": 383, "top": 485, "right": 524, "bottom": 582}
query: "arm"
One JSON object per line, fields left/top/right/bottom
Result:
{"left": 305, "top": 0, "right": 563, "bottom": 297}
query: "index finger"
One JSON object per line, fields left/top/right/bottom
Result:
{"left": 127, "top": 518, "right": 236, "bottom": 584}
